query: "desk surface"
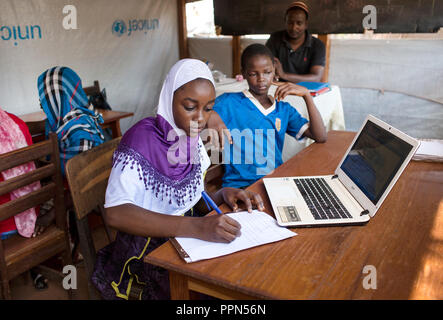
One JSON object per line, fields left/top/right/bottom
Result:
{"left": 19, "top": 109, "right": 134, "bottom": 140}
{"left": 19, "top": 109, "right": 133, "bottom": 125}
{"left": 145, "top": 131, "right": 443, "bottom": 299}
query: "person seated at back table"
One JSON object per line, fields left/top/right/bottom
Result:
{"left": 213, "top": 44, "right": 327, "bottom": 189}
{"left": 265, "top": 1, "right": 326, "bottom": 83}
{"left": 37, "top": 66, "right": 106, "bottom": 176}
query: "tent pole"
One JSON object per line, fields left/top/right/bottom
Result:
{"left": 232, "top": 35, "right": 241, "bottom": 77}
{"left": 317, "top": 34, "right": 330, "bottom": 83}
{"left": 177, "top": 0, "right": 189, "bottom": 58}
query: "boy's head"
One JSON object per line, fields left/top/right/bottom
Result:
{"left": 285, "top": 1, "right": 309, "bottom": 40}
{"left": 241, "top": 44, "right": 275, "bottom": 96}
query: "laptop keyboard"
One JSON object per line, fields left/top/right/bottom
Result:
{"left": 293, "top": 178, "right": 352, "bottom": 220}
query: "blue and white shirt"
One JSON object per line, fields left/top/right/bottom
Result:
{"left": 214, "top": 91, "right": 309, "bottom": 188}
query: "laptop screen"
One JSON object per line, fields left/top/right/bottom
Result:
{"left": 340, "top": 120, "right": 413, "bottom": 205}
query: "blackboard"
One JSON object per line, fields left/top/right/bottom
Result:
{"left": 214, "top": 0, "right": 443, "bottom": 35}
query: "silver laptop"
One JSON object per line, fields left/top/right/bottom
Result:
{"left": 263, "top": 115, "right": 420, "bottom": 227}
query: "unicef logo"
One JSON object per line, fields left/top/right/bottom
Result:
{"left": 112, "top": 20, "right": 126, "bottom": 37}
{"left": 111, "top": 18, "right": 160, "bottom": 37}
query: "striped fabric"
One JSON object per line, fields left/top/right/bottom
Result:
{"left": 38, "top": 67, "right": 105, "bottom": 175}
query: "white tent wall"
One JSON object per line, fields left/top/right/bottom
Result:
{"left": 188, "top": 36, "right": 233, "bottom": 77}
{"left": 329, "top": 38, "right": 443, "bottom": 139}
{"left": 188, "top": 36, "right": 443, "bottom": 139}
{"left": 0, "top": 0, "right": 179, "bottom": 134}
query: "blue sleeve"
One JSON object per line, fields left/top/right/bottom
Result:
{"left": 285, "top": 103, "right": 309, "bottom": 140}
{"left": 213, "top": 93, "right": 231, "bottom": 122}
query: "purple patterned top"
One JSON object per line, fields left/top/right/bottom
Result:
{"left": 112, "top": 115, "right": 203, "bottom": 206}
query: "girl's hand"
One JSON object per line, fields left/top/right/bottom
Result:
{"left": 272, "top": 82, "right": 310, "bottom": 101}
{"left": 199, "top": 214, "right": 241, "bottom": 243}
{"left": 219, "top": 187, "right": 265, "bottom": 213}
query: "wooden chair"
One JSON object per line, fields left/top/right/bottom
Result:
{"left": 65, "top": 137, "right": 121, "bottom": 299}
{"left": 204, "top": 150, "right": 224, "bottom": 193}
{"left": 0, "top": 133, "right": 72, "bottom": 299}
{"left": 83, "top": 80, "right": 101, "bottom": 96}
{"left": 204, "top": 164, "right": 224, "bottom": 193}
{"left": 26, "top": 119, "right": 46, "bottom": 144}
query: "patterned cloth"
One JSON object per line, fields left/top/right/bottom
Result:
{"left": 37, "top": 66, "right": 105, "bottom": 175}
{"left": 0, "top": 108, "right": 41, "bottom": 238}
{"left": 93, "top": 210, "right": 193, "bottom": 300}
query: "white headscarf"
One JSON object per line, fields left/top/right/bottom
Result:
{"left": 157, "top": 58, "right": 215, "bottom": 136}
{"left": 106, "top": 59, "right": 214, "bottom": 215}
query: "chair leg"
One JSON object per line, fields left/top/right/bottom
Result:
{"left": 62, "top": 223, "right": 74, "bottom": 299}
{"left": 0, "top": 240, "right": 11, "bottom": 299}
{"left": 0, "top": 280, "right": 11, "bottom": 300}
{"left": 75, "top": 216, "right": 100, "bottom": 300}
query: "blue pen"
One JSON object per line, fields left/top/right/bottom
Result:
{"left": 201, "top": 191, "right": 222, "bottom": 215}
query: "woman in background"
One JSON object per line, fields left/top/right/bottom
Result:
{"left": 37, "top": 66, "right": 105, "bottom": 176}
{"left": 0, "top": 107, "right": 55, "bottom": 289}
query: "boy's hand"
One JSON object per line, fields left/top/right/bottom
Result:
{"left": 273, "top": 57, "right": 285, "bottom": 80}
{"left": 220, "top": 187, "right": 265, "bottom": 213}
{"left": 205, "top": 111, "right": 233, "bottom": 151}
{"left": 272, "top": 82, "right": 310, "bottom": 101}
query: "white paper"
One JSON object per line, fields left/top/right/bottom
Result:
{"left": 174, "top": 210, "right": 297, "bottom": 263}
{"left": 413, "top": 139, "right": 443, "bottom": 162}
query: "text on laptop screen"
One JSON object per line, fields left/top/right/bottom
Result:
{"left": 340, "top": 121, "right": 413, "bottom": 205}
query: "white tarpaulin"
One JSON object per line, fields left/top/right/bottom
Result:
{"left": 0, "top": 0, "right": 179, "bottom": 134}
{"left": 188, "top": 36, "right": 443, "bottom": 139}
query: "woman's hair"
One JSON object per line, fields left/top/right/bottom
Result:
{"left": 241, "top": 43, "right": 274, "bottom": 70}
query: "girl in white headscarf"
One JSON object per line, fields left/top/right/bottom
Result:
{"left": 92, "top": 59, "right": 264, "bottom": 300}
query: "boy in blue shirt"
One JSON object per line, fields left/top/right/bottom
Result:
{"left": 213, "top": 43, "right": 327, "bottom": 188}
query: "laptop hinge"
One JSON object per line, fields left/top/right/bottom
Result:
{"left": 360, "top": 209, "right": 370, "bottom": 216}
{"left": 331, "top": 174, "right": 367, "bottom": 216}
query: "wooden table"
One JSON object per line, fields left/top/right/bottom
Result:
{"left": 144, "top": 131, "right": 443, "bottom": 300}
{"left": 19, "top": 109, "right": 134, "bottom": 140}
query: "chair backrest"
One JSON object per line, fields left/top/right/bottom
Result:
{"left": 0, "top": 133, "right": 65, "bottom": 230}
{"left": 204, "top": 150, "right": 224, "bottom": 193}
{"left": 83, "top": 80, "right": 101, "bottom": 97}
{"left": 0, "top": 133, "right": 71, "bottom": 299}
{"left": 26, "top": 119, "right": 46, "bottom": 143}
{"left": 64, "top": 137, "right": 120, "bottom": 299}
{"left": 65, "top": 137, "right": 121, "bottom": 220}
{"left": 204, "top": 164, "right": 224, "bottom": 194}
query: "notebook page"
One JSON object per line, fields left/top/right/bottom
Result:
{"left": 174, "top": 210, "right": 297, "bottom": 263}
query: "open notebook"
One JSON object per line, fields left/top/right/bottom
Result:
{"left": 171, "top": 211, "right": 296, "bottom": 263}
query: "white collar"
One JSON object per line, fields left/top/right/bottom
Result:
{"left": 243, "top": 90, "right": 276, "bottom": 116}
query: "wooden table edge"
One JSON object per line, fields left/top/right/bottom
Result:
{"left": 145, "top": 241, "right": 278, "bottom": 300}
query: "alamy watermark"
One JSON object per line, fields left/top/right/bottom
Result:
{"left": 362, "top": 265, "right": 377, "bottom": 290}
{"left": 362, "top": 5, "right": 377, "bottom": 30}
{"left": 62, "top": 265, "right": 77, "bottom": 290}
{"left": 62, "top": 5, "right": 78, "bottom": 30}
{"left": 167, "top": 125, "right": 278, "bottom": 176}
